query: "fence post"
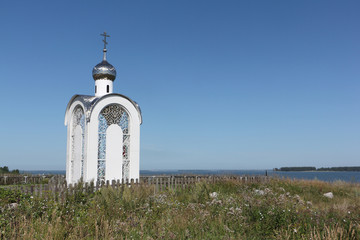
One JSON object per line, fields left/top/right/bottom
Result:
{"left": 69, "top": 183, "right": 73, "bottom": 196}
{"left": 34, "top": 184, "right": 38, "bottom": 197}
{"left": 95, "top": 181, "right": 99, "bottom": 192}
{"left": 40, "top": 184, "right": 44, "bottom": 198}
{"left": 125, "top": 178, "right": 129, "bottom": 188}
{"left": 58, "top": 184, "right": 63, "bottom": 203}
{"left": 155, "top": 178, "right": 159, "bottom": 193}
{"left": 87, "top": 181, "right": 92, "bottom": 193}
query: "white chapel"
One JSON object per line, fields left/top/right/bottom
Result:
{"left": 65, "top": 32, "right": 142, "bottom": 185}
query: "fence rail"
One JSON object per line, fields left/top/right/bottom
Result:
{"left": 4, "top": 175, "right": 268, "bottom": 197}
{"left": 0, "top": 175, "right": 51, "bottom": 185}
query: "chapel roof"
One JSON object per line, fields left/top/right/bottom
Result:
{"left": 92, "top": 58, "right": 116, "bottom": 81}
{"left": 65, "top": 94, "right": 142, "bottom": 125}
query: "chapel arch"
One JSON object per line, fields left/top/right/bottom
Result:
{"left": 97, "top": 104, "right": 130, "bottom": 182}
{"left": 70, "top": 105, "right": 85, "bottom": 183}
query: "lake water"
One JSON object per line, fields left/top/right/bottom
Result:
{"left": 141, "top": 170, "right": 360, "bottom": 183}
{"left": 268, "top": 170, "right": 360, "bottom": 183}
{"left": 23, "top": 170, "right": 360, "bottom": 183}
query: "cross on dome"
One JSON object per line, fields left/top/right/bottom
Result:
{"left": 100, "top": 32, "right": 110, "bottom": 61}
{"left": 92, "top": 31, "right": 117, "bottom": 83}
{"left": 100, "top": 32, "right": 110, "bottom": 50}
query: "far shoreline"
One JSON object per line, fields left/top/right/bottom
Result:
{"left": 274, "top": 166, "right": 360, "bottom": 172}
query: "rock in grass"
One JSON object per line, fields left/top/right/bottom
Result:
{"left": 8, "top": 203, "right": 19, "bottom": 209}
{"left": 323, "top": 192, "right": 334, "bottom": 199}
{"left": 254, "top": 189, "right": 265, "bottom": 195}
{"left": 209, "top": 192, "right": 218, "bottom": 198}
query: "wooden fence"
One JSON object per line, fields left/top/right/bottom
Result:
{"left": 5, "top": 175, "right": 268, "bottom": 198}
{"left": 0, "top": 175, "right": 51, "bottom": 185}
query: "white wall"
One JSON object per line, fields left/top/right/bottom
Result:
{"left": 65, "top": 101, "right": 86, "bottom": 185}
{"left": 95, "top": 80, "right": 113, "bottom": 97}
{"left": 105, "top": 124, "right": 123, "bottom": 181}
{"left": 72, "top": 125, "right": 82, "bottom": 183}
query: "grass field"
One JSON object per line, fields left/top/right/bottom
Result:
{"left": 0, "top": 178, "right": 359, "bottom": 239}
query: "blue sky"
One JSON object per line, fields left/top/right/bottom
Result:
{"left": 0, "top": 1, "right": 359, "bottom": 170}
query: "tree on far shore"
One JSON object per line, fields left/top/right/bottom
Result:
{"left": 0, "top": 166, "right": 20, "bottom": 174}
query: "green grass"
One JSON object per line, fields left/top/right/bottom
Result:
{"left": 0, "top": 178, "right": 359, "bottom": 239}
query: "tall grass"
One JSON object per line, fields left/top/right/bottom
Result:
{"left": 0, "top": 178, "right": 359, "bottom": 239}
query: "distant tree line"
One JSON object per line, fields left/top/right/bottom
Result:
{"left": 274, "top": 166, "right": 360, "bottom": 172}
{"left": 274, "top": 167, "right": 316, "bottom": 172}
{"left": 317, "top": 167, "right": 360, "bottom": 172}
{"left": 0, "top": 166, "right": 19, "bottom": 174}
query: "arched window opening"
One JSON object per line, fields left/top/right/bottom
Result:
{"left": 107, "top": 85, "right": 109, "bottom": 93}
{"left": 97, "top": 104, "right": 130, "bottom": 182}
{"left": 71, "top": 106, "right": 85, "bottom": 182}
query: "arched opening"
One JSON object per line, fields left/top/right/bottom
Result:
{"left": 97, "top": 104, "right": 130, "bottom": 182}
{"left": 107, "top": 85, "right": 109, "bottom": 93}
{"left": 71, "top": 106, "right": 85, "bottom": 183}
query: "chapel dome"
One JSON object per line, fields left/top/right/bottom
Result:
{"left": 92, "top": 59, "right": 116, "bottom": 81}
